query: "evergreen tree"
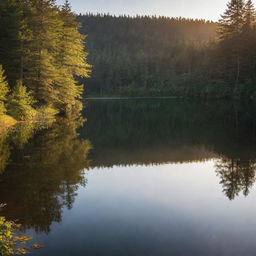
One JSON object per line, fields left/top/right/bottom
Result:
{"left": 219, "top": 0, "right": 245, "bottom": 39}
{"left": 22, "top": 0, "right": 63, "bottom": 106}
{"left": 0, "top": 0, "right": 25, "bottom": 86}
{"left": 218, "top": 0, "right": 246, "bottom": 84}
{"left": 242, "top": 0, "right": 256, "bottom": 79}
{"left": 0, "top": 0, "right": 90, "bottom": 115}
{"left": 244, "top": 0, "right": 255, "bottom": 29}
{"left": 8, "top": 81, "right": 36, "bottom": 120}
{"left": 56, "top": 0, "right": 90, "bottom": 112}
{"left": 0, "top": 66, "right": 9, "bottom": 115}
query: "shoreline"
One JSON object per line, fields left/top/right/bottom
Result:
{"left": 84, "top": 96, "right": 181, "bottom": 100}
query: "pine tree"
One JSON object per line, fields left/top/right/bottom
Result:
{"left": 244, "top": 0, "right": 255, "bottom": 29}
{"left": 0, "top": 0, "right": 26, "bottom": 87}
{"left": 17, "top": 0, "right": 90, "bottom": 113}
{"left": 21, "top": 0, "right": 63, "bottom": 106}
{"left": 0, "top": 65, "right": 9, "bottom": 115}
{"left": 242, "top": 0, "right": 256, "bottom": 78}
{"left": 218, "top": 0, "right": 246, "bottom": 84}
{"left": 56, "top": 0, "right": 91, "bottom": 112}
{"left": 8, "top": 80, "right": 36, "bottom": 120}
{"left": 219, "top": 0, "right": 245, "bottom": 39}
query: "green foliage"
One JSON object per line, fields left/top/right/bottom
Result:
{"left": 0, "top": 204, "right": 44, "bottom": 255}
{"left": 0, "top": 216, "right": 17, "bottom": 256}
{"left": 1, "top": 0, "right": 256, "bottom": 100}
{"left": 7, "top": 81, "right": 37, "bottom": 120}
{"left": 0, "top": 212, "right": 32, "bottom": 256}
{"left": 78, "top": 4, "right": 256, "bottom": 98}
{"left": 0, "top": 0, "right": 90, "bottom": 115}
{"left": 217, "top": 0, "right": 256, "bottom": 84}
{"left": 0, "top": 66, "right": 9, "bottom": 115}
{"left": 219, "top": 0, "right": 245, "bottom": 39}
{"left": 36, "top": 105, "right": 58, "bottom": 120}
{"left": 78, "top": 14, "right": 216, "bottom": 96}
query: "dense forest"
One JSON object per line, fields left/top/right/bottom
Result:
{"left": 1, "top": 0, "right": 256, "bottom": 122}
{"left": 79, "top": 14, "right": 217, "bottom": 96}
{"left": 79, "top": 0, "right": 256, "bottom": 98}
{"left": 0, "top": 0, "right": 90, "bottom": 123}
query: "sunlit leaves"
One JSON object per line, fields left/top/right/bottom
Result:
{"left": 0, "top": 211, "right": 45, "bottom": 256}
{"left": 0, "top": 216, "right": 30, "bottom": 256}
{"left": 0, "top": 66, "right": 9, "bottom": 115}
{"left": 0, "top": 0, "right": 90, "bottom": 115}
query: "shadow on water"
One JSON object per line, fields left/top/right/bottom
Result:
{"left": 0, "top": 116, "right": 92, "bottom": 233}
{"left": 1, "top": 99, "right": 256, "bottom": 233}
{"left": 82, "top": 99, "right": 256, "bottom": 200}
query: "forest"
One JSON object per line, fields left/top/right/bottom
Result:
{"left": 1, "top": 0, "right": 256, "bottom": 123}
{"left": 80, "top": 0, "right": 256, "bottom": 98}
{"left": 0, "top": 0, "right": 90, "bottom": 124}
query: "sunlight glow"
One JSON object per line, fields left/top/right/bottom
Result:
{"left": 57, "top": 0, "right": 236, "bottom": 21}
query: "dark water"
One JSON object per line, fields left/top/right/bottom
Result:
{"left": 2, "top": 99, "right": 256, "bottom": 255}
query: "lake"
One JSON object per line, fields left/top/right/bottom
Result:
{"left": 1, "top": 98, "right": 256, "bottom": 256}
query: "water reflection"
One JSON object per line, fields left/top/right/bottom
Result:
{"left": 83, "top": 99, "right": 256, "bottom": 200}
{"left": 216, "top": 158, "right": 256, "bottom": 200}
{"left": 0, "top": 116, "right": 92, "bottom": 233}
{"left": 1, "top": 99, "right": 256, "bottom": 236}
{"left": 0, "top": 129, "right": 10, "bottom": 174}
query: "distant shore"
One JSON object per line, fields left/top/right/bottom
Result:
{"left": 84, "top": 96, "right": 181, "bottom": 100}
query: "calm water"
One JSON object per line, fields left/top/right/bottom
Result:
{"left": 2, "top": 99, "right": 256, "bottom": 255}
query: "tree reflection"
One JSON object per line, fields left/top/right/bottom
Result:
{"left": 0, "top": 129, "right": 10, "bottom": 174}
{"left": 0, "top": 116, "right": 92, "bottom": 233}
{"left": 83, "top": 99, "right": 256, "bottom": 200}
{"left": 216, "top": 158, "right": 256, "bottom": 200}
{"left": 2, "top": 98, "right": 256, "bottom": 231}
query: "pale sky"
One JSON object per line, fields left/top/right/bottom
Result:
{"left": 56, "top": 0, "right": 236, "bottom": 21}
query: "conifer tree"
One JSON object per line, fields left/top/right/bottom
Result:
{"left": 219, "top": 0, "right": 245, "bottom": 39}
{"left": 56, "top": 0, "right": 90, "bottom": 112}
{"left": 0, "top": 65, "right": 9, "bottom": 115}
{"left": 0, "top": 0, "right": 26, "bottom": 86}
{"left": 8, "top": 81, "right": 36, "bottom": 120}
{"left": 0, "top": 0, "right": 90, "bottom": 114}
{"left": 242, "top": 0, "right": 256, "bottom": 78}
{"left": 244, "top": 0, "right": 255, "bottom": 29}
{"left": 218, "top": 0, "right": 246, "bottom": 83}
{"left": 22, "top": 0, "right": 63, "bottom": 106}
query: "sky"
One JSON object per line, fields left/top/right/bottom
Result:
{"left": 56, "top": 0, "right": 232, "bottom": 21}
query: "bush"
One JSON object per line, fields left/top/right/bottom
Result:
{"left": 7, "top": 81, "right": 37, "bottom": 120}
{"left": 0, "top": 214, "right": 32, "bottom": 256}
{"left": 36, "top": 105, "right": 58, "bottom": 120}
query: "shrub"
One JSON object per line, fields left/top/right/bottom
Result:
{"left": 7, "top": 81, "right": 37, "bottom": 120}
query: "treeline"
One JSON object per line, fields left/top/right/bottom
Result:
{"left": 0, "top": 0, "right": 90, "bottom": 121}
{"left": 79, "top": 0, "right": 256, "bottom": 98}
{"left": 78, "top": 14, "right": 217, "bottom": 96}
